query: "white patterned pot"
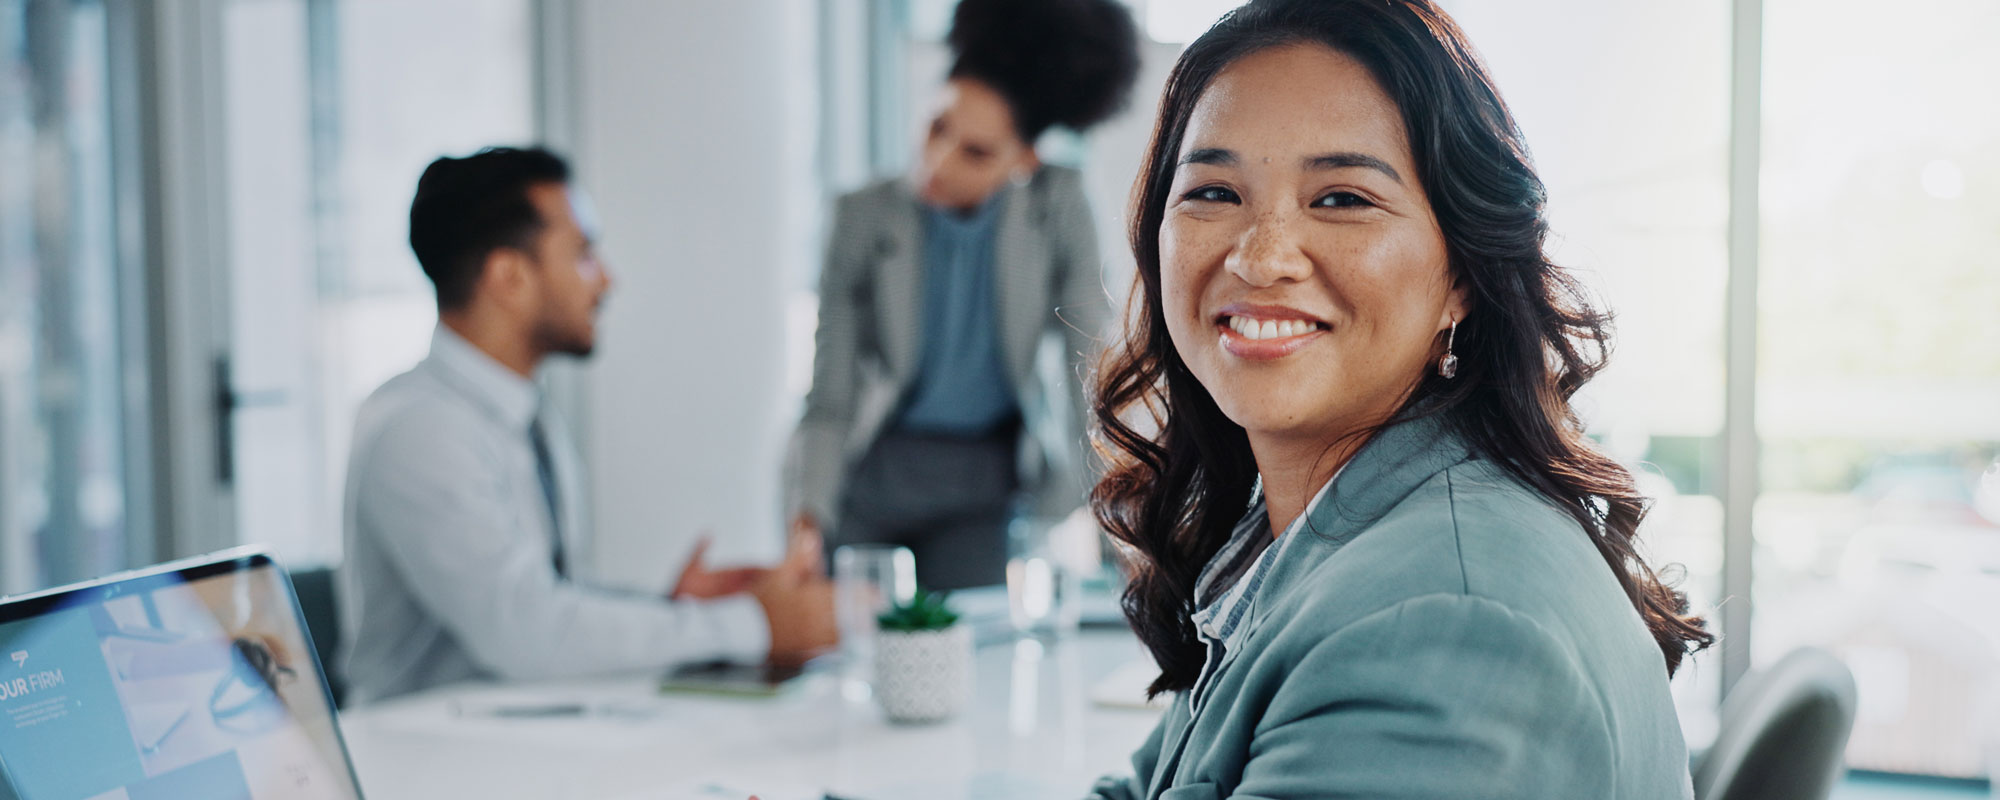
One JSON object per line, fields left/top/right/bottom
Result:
{"left": 873, "top": 624, "right": 973, "bottom": 724}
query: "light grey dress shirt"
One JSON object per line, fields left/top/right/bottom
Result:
{"left": 338, "top": 326, "right": 768, "bottom": 705}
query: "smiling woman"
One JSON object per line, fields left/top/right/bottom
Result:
{"left": 1087, "top": 1, "right": 1713, "bottom": 798}
{"left": 1161, "top": 44, "right": 1458, "bottom": 511}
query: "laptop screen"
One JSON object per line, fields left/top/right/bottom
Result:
{"left": 0, "top": 551, "right": 362, "bottom": 800}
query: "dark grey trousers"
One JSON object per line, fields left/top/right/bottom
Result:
{"left": 833, "top": 429, "right": 1018, "bottom": 591}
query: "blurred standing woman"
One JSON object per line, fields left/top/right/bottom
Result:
{"left": 1088, "top": 0, "right": 1712, "bottom": 797}
{"left": 789, "top": 0, "right": 1140, "bottom": 590}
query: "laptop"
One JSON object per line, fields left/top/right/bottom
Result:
{"left": 0, "top": 549, "right": 363, "bottom": 800}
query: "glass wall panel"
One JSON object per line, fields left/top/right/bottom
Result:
{"left": 0, "top": 0, "right": 137, "bottom": 593}
{"left": 1755, "top": 0, "right": 2000, "bottom": 778}
{"left": 220, "top": 0, "right": 536, "bottom": 567}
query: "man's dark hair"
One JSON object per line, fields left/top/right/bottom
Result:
{"left": 408, "top": 146, "right": 571, "bottom": 310}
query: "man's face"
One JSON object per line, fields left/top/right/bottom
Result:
{"left": 523, "top": 182, "right": 612, "bottom": 357}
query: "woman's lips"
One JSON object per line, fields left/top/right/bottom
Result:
{"left": 1215, "top": 310, "right": 1328, "bottom": 361}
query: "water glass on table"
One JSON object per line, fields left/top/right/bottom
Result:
{"left": 832, "top": 544, "right": 917, "bottom": 696}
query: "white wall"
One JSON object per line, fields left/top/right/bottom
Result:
{"left": 570, "top": 0, "right": 820, "bottom": 587}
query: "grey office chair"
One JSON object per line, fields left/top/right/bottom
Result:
{"left": 289, "top": 567, "right": 347, "bottom": 708}
{"left": 1693, "top": 647, "right": 1858, "bottom": 800}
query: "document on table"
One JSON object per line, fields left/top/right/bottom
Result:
{"left": 607, "top": 781, "right": 821, "bottom": 800}
{"left": 1089, "top": 658, "right": 1171, "bottom": 711}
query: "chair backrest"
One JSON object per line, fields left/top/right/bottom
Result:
{"left": 1693, "top": 647, "right": 1858, "bottom": 800}
{"left": 291, "top": 566, "right": 348, "bottom": 708}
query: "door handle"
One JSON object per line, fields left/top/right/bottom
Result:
{"left": 213, "top": 355, "right": 290, "bottom": 485}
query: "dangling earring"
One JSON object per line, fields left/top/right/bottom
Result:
{"left": 1438, "top": 318, "right": 1459, "bottom": 379}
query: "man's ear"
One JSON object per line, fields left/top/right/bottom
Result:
{"left": 478, "top": 247, "right": 536, "bottom": 313}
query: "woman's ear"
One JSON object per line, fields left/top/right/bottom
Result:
{"left": 1441, "top": 278, "right": 1471, "bottom": 332}
{"left": 1012, "top": 148, "right": 1044, "bottom": 185}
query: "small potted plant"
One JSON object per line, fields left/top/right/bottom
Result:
{"left": 872, "top": 590, "right": 972, "bottom": 724}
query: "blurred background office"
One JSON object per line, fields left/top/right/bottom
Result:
{"left": 1, "top": 0, "right": 1996, "bottom": 794}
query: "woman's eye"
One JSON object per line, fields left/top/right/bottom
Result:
{"left": 1313, "top": 191, "right": 1373, "bottom": 209}
{"left": 1181, "top": 185, "right": 1240, "bottom": 204}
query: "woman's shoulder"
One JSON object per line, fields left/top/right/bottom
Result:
{"left": 1246, "top": 459, "right": 1687, "bottom": 786}
{"left": 1025, "top": 164, "right": 1088, "bottom": 208}
{"left": 1030, "top": 163, "right": 1086, "bottom": 189}
{"left": 1273, "top": 458, "right": 1647, "bottom": 655}
{"left": 836, "top": 177, "right": 914, "bottom": 215}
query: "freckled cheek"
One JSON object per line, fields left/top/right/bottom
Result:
{"left": 1159, "top": 219, "right": 1232, "bottom": 329}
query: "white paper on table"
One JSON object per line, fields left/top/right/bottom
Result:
{"left": 1089, "top": 659, "right": 1170, "bottom": 711}
{"left": 604, "top": 781, "right": 821, "bottom": 800}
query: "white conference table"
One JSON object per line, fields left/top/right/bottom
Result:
{"left": 337, "top": 628, "right": 1164, "bottom": 800}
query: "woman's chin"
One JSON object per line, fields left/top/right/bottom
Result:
{"left": 1215, "top": 398, "right": 1330, "bottom": 439}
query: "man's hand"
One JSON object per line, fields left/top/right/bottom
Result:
{"left": 790, "top": 511, "right": 822, "bottom": 544}
{"left": 669, "top": 536, "right": 764, "bottom": 600}
{"left": 751, "top": 527, "right": 838, "bottom": 665}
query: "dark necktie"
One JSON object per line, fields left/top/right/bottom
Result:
{"left": 528, "top": 416, "right": 567, "bottom": 577}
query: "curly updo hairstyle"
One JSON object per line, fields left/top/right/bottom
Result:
{"left": 947, "top": 0, "right": 1143, "bottom": 142}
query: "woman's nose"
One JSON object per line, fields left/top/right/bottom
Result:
{"left": 1224, "top": 209, "right": 1312, "bottom": 287}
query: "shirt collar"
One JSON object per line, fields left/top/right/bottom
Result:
{"left": 923, "top": 185, "right": 1007, "bottom": 233}
{"left": 426, "top": 325, "right": 541, "bottom": 431}
{"left": 1189, "top": 469, "right": 1342, "bottom": 648}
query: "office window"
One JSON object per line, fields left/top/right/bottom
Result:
{"left": 0, "top": 0, "right": 144, "bottom": 593}
{"left": 219, "top": 0, "right": 537, "bottom": 568}
{"left": 1754, "top": 0, "right": 2000, "bottom": 777}
{"left": 1444, "top": 0, "right": 1736, "bottom": 736}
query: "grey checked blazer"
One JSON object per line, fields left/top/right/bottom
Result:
{"left": 787, "top": 166, "right": 1110, "bottom": 529}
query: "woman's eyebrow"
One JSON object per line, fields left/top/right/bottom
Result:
{"left": 1304, "top": 152, "right": 1402, "bottom": 184}
{"left": 1178, "top": 147, "right": 1402, "bottom": 185}
{"left": 1178, "top": 147, "right": 1236, "bottom": 167}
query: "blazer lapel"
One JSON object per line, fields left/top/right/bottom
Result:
{"left": 875, "top": 191, "right": 926, "bottom": 384}
{"left": 1149, "top": 413, "right": 1472, "bottom": 797}
{"left": 992, "top": 182, "right": 1050, "bottom": 386}
{"left": 1243, "top": 413, "right": 1472, "bottom": 643}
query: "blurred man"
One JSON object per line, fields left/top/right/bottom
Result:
{"left": 339, "top": 146, "right": 835, "bottom": 704}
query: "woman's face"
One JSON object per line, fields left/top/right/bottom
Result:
{"left": 1160, "top": 43, "right": 1463, "bottom": 445}
{"left": 914, "top": 78, "right": 1038, "bottom": 211}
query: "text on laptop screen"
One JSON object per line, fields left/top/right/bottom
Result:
{"left": 0, "top": 559, "right": 360, "bottom": 800}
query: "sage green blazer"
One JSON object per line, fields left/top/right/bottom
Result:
{"left": 1090, "top": 416, "right": 1695, "bottom": 800}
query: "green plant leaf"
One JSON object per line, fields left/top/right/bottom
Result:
{"left": 876, "top": 589, "right": 961, "bottom": 632}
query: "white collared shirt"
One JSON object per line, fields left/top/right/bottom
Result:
{"left": 338, "top": 326, "right": 767, "bottom": 705}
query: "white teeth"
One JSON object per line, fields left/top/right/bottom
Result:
{"left": 1225, "top": 316, "right": 1319, "bottom": 340}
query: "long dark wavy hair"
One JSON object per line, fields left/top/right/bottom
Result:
{"left": 1091, "top": 0, "right": 1715, "bottom": 697}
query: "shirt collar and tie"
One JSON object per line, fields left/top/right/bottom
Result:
{"left": 426, "top": 326, "right": 568, "bottom": 576}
